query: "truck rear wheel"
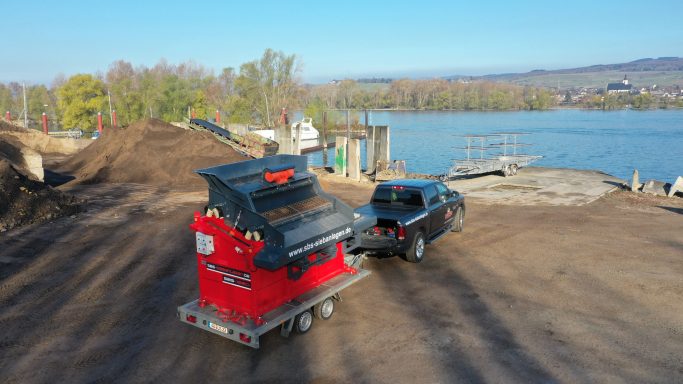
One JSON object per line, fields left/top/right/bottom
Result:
{"left": 405, "top": 231, "right": 425, "bottom": 263}
{"left": 295, "top": 310, "right": 313, "bottom": 333}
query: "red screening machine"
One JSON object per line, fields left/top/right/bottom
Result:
{"left": 178, "top": 155, "right": 375, "bottom": 348}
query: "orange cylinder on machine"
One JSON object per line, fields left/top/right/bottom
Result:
{"left": 190, "top": 214, "right": 348, "bottom": 325}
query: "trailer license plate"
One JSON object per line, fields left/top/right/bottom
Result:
{"left": 209, "top": 322, "right": 228, "bottom": 334}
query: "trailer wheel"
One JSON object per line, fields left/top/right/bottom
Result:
{"left": 405, "top": 231, "right": 425, "bottom": 263}
{"left": 451, "top": 207, "right": 464, "bottom": 232}
{"left": 510, "top": 164, "right": 518, "bottom": 176}
{"left": 503, "top": 165, "right": 512, "bottom": 177}
{"left": 295, "top": 310, "right": 313, "bottom": 334}
{"left": 314, "top": 297, "right": 335, "bottom": 320}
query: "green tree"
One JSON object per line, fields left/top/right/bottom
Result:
{"left": 57, "top": 74, "right": 108, "bottom": 131}
{"left": 27, "top": 85, "right": 53, "bottom": 125}
{"left": 106, "top": 60, "right": 145, "bottom": 126}
{"left": 0, "top": 84, "right": 13, "bottom": 118}
{"left": 235, "top": 49, "right": 299, "bottom": 126}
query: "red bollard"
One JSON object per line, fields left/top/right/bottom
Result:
{"left": 215, "top": 110, "right": 221, "bottom": 124}
{"left": 112, "top": 110, "right": 117, "bottom": 129}
{"left": 42, "top": 112, "right": 48, "bottom": 134}
{"left": 191, "top": 109, "right": 196, "bottom": 119}
{"left": 5, "top": 111, "right": 10, "bottom": 122}
{"left": 97, "top": 112, "right": 103, "bottom": 134}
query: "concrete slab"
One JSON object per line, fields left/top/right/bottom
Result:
{"left": 642, "top": 179, "right": 669, "bottom": 196}
{"left": 447, "top": 166, "right": 625, "bottom": 206}
{"left": 667, "top": 176, "right": 683, "bottom": 198}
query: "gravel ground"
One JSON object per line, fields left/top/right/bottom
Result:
{"left": 0, "top": 178, "right": 682, "bottom": 383}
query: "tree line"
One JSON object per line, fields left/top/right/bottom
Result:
{"left": 0, "top": 49, "right": 557, "bottom": 132}
{"left": 305, "top": 79, "right": 556, "bottom": 113}
{"left": 578, "top": 93, "right": 683, "bottom": 110}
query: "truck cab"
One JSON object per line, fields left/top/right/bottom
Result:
{"left": 354, "top": 179, "right": 465, "bottom": 263}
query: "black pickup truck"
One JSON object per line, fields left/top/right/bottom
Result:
{"left": 354, "top": 179, "right": 465, "bottom": 263}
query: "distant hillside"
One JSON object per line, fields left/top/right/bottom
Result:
{"left": 447, "top": 57, "right": 683, "bottom": 88}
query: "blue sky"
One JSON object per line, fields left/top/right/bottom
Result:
{"left": 2, "top": 0, "right": 682, "bottom": 84}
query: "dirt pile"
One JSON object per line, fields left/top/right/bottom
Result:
{"left": 0, "top": 120, "right": 25, "bottom": 132}
{"left": 0, "top": 159, "right": 81, "bottom": 232}
{"left": 0, "top": 120, "right": 91, "bottom": 155}
{"left": 60, "top": 118, "right": 247, "bottom": 188}
{"left": 0, "top": 134, "right": 46, "bottom": 181}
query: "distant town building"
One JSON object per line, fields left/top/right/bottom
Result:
{"left": 606, "top": 75, "right": 633, "bottom": 94}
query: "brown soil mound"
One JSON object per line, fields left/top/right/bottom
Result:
{"left": 0, "top": 120, "right": 25, "bottom": 132}
{"left": 0, "top": 120, "right": 91, "bottom": 155}
{"left": 60, "top": 118, "right": 247, "bottom": 188}
{"left": 0, "top": 159, "right": 81, "bottom": 232}
{"left": 0, "top": 135, "right": 31, "bottom": 173}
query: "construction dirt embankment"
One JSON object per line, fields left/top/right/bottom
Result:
{"left": 0, "top": 123, "right": 82, "bottom": 232}
{"left": 0, "top": 120, "right": 91, "bottom": 156}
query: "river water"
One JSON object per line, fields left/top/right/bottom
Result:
{"left": 306, "top": 109, "right": 683, "bottom": 182}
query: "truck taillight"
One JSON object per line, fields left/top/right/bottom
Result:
{"left": 240, "top": 333, "right": 251, "bottom": 343}
{"left": 186, "top": 314, "right": 197, "bottom": 323}
{"left": 397, "top": 225, "right": 406, "bottom": 241}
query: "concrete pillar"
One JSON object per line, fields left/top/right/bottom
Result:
{"left": 364, "top": 125, "right": 390, "bottom": 174}
{"left": 348, "top": 139, "right": 361, "bottom": 181}
{"left": 335, "top": 136, "right": 348, "bottom": 176}
{"left": 275, "top": 125, "right": 292, "bottom": 155}
{"left": 366, "top": 125, "right": 376, "bottom": 173}
{"left": 293, "top": 123, "right": 302, "bottom": 156}
{"left": 631, "top": 169, "right": 642, "bottom": 192}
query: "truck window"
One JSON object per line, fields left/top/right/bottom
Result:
{"left": 425, "top": 185, "right": 439, "bottom": 205}
{"left": 436, "top": 183, "right": 450, "bottom": 200}
{"left": 372, "top": 187, "right": 424, "bottom": 207}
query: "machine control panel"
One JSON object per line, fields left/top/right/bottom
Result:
{"left": 196, "top": 232, "right": 215, "bottom": 255}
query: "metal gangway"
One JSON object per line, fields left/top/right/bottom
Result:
{"left": 443, "top": 132, "right": 541, "bottom": 180}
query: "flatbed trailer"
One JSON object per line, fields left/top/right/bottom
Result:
{"left": 178, "top": 264, "right": 370, "bottom": 349}
{"left": 443, "top": 133, "right": 541, "bottom": 180}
